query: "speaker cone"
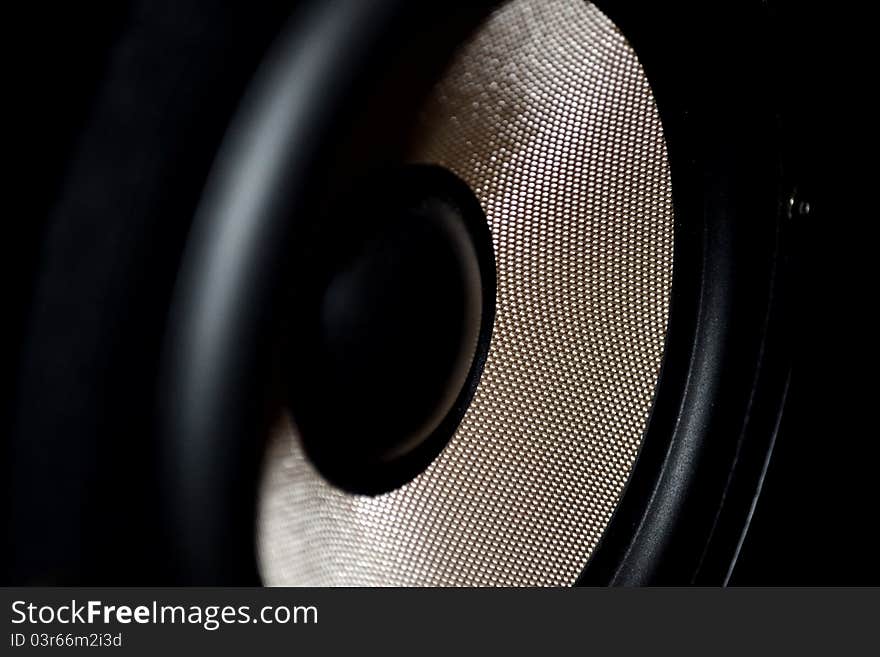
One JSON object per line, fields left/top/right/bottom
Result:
{"left": 259, "top": 0, "right": 674, "bottom": 587}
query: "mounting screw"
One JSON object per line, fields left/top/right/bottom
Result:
{"left": 788, "top": 193, "right": 812, "bottom": 220}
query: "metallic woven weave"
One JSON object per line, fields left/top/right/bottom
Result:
{"left": 258, "top": 0, "right": 674, "bottom": 586}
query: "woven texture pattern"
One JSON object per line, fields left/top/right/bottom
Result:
{"left": 258, "top": 0, "right": 673, "bottom": 586}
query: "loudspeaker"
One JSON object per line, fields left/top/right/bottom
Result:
{"left": 11, "top": 0, "right": 857, "bottom": 585}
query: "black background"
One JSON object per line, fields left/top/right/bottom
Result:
{"left": 729, "top": 1, "right": 876, "bottom": 584}
{"left": 8, "top": 1, "right": 876, "bottom": 584}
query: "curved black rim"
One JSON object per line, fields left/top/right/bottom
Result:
{"left": 157, "top": 0, "right": 497, "bottom": 584}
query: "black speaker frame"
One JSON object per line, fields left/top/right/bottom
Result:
{"left": 158, "top": 0, "right": 794, "bottom": 584}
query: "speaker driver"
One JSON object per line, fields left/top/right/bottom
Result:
{"left": 258, "top": 0, "right": 674, "bottom": 586}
